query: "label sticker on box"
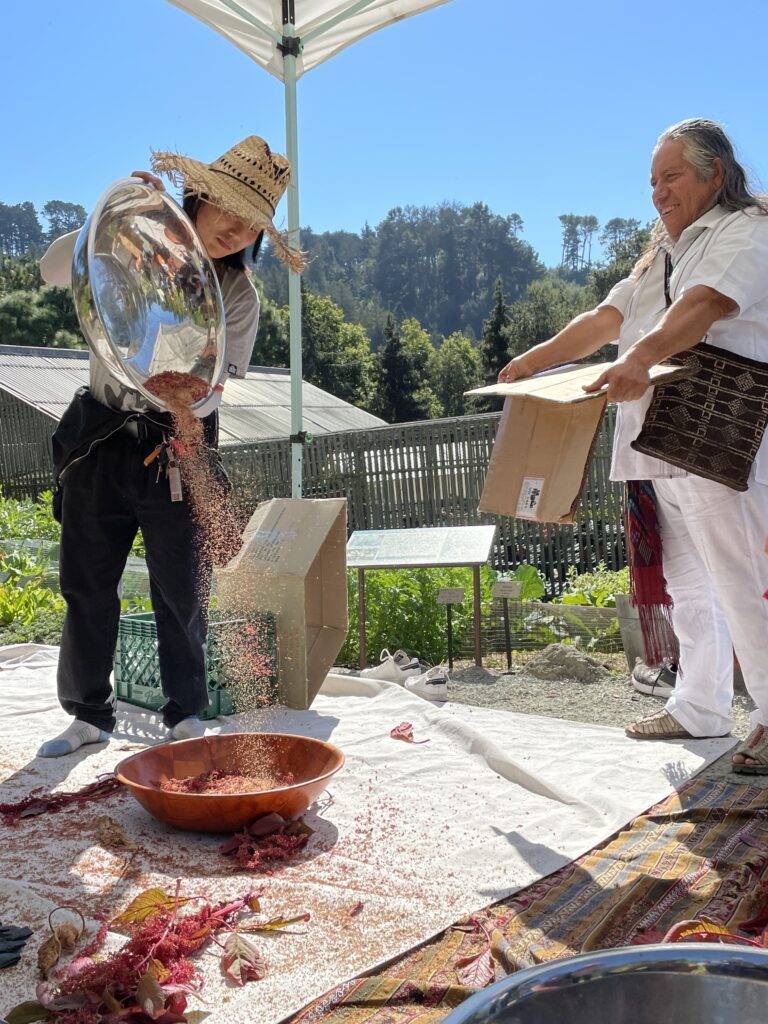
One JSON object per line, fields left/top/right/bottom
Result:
{"left": 516, "top": 478, "right": 545, "bottom": 517}
{"left": 247, "top": 528, "right": 297, "bottom": 562}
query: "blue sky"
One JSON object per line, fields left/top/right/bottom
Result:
{"left": 3, "top": 0, "right": 767, "bottom": 268}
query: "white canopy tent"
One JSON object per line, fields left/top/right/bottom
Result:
{"left": 165, "top": 0, "right": 453, "bottom": 495}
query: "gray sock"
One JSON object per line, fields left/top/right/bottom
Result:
{"left": 170, "top": 717, "right": 208, "bottom": 741}
{"left": 38, "top": 719, "right": 112, "bottom": 758}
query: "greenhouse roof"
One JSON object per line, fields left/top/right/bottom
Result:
{"left": 0, "top": 345, "right": 385, "bottom": 445}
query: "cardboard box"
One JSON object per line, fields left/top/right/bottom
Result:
{"left": 469, "top": 362, "right": 684, "bottom": 524}
{"left": 215, "top": 497, "right": 348, "bottom": 709}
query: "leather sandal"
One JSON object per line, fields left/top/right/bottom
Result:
{"left": 626, "top": 708, "right": 730, "bottom": 740}
{"left": 625, "top": 709, "right": 694, "bottom": 740}
{"left": 732, "top": 724, "right": 768, "bottom": 774}
{"left": 626, "top": 708, "right": 733, "bottom": 741}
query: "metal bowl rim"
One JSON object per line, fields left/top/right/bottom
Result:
{"left": 443, "top": 942, "right": 768, "bottom": 1024}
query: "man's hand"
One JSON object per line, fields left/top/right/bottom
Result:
{"left": 498, "top": 354, "right": 536, "bottom": 383}
{"left": 583, "top": 353, "right": 651, "bottom": 403}
{"left": 586, "top": 284, "right": 736, "bottom": 403}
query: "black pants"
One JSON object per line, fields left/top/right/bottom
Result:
{"left": 57, "top": 430, "right": 210, "bottom": 731}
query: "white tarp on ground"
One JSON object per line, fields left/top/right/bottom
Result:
{"left": 0, "top": 645, "right": 734, "bottom": 1023}
{"left": 165, "top": 0, "right": 452, "bottom": 79}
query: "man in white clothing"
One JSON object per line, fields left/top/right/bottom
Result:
{"left": 497, "top": 119, "right": 768, "bottom": 772}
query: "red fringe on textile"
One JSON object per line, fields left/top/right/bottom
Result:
{"left": 625, "top": 480, "right": 679, "bottom": 666}
{"left": 636, "top": 604, "right": 678, "bottom": 668}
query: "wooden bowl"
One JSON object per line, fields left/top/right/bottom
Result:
{"left": 115, "top": 732, "right": 344, "bottom": 832}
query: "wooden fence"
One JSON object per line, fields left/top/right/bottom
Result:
{"left": 221, "top": 406, "right": 625, "bottom": 595}
{"left": 0, "top": 387, "right": 626, "bottom": 595}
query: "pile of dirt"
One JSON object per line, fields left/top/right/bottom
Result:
{"left": 449, "top": 666, "right": 499, "bottom": 686}
{"left": 525, "top": 644, "right": 612, "bottom": 684}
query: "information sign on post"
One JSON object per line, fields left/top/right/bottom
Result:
{"left": 491, "top": 580, "right": 523, "bottom": 600}
{"left": 347, "top": 526, "right": 496, "bottom": 670}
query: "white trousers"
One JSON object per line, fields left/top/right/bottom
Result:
{"left": 654, "top": 475, "right": 768, "bottom": 736}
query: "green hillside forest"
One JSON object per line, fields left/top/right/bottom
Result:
{"left": 0, "top": 198, "right": 649, "bottom": 422}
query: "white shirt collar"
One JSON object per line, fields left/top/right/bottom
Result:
{"left": 673, "top": 204, "right": 729, "bottom": 252}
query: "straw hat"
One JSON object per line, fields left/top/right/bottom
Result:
{"left": 151, "top": 136, "right": 304, "bottom": 272}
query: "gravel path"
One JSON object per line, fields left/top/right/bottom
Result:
{"left": 445, "top": 644, "right": 764, "bottom": 787}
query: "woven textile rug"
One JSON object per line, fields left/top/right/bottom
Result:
{"left": 290, "top": 778, "right": 768, "bottom": 1024}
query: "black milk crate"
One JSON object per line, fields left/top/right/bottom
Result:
{"left": 114, "top": 611, "right": 278, "bottom": 720}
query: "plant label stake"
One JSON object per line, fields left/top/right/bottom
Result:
{"left": 492, "top": 580, "right": 523, "bottom": 669}
{"left": 437, "top": 588, "right": 465, "bottom": 670}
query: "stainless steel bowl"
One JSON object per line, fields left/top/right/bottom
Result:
{"left": 72, "top": 178, "right": 224, "bottom": 411}
{"left": 443, "top": 944, "right": 768, "bottom": 1024}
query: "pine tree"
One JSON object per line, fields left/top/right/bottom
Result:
{"left": 480, "top": 277, "right": 510, "bottom": 380}
{"left": 378, "top": 315, "right": 409, "bottom": 421}
{"left": 377, "top": 314, "right": 439, "bottom": 422}
{"left": 42, "top": 200, "right": 87, "bottom": 242}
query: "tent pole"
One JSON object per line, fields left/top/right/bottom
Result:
{"left": 282, "top": 12, "right": 303, "bottom": 499}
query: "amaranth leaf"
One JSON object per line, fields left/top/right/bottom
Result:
{"left": 102, "top": 989, "right": 124, "bottom": 1013}
{"left": 17, "top": 799, "right": 52, "bottom": 819}
{"left": 37, "top": 931, "right": 61, "bottom": 977}
{"left": 456, "top": 948, "right": 495, "bottom": 988}
{"left": 221, "top": 933, "right": 267, "bottom": 986}
{"left": 136, "top": 970, "right": 166, "bottom": 1016}
{"left": 97, "top": 814, "right": 136, "bottom": 850}
{"left": 5, "top": 1000, "right": 50, "bottom": 1024}
{"left": 147, "top": 956, "right": 171, "bottom": 983}
{"left": 239, "top": 913, "right": 310, "bottom": 933}
{"left": 112, "top": 888, "right": 189, "bottom": 929}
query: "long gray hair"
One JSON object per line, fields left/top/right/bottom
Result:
{"left": 656, "top": 118, "right": 767, "bottom": 214}
{"left": 634, "top": 118, "right": 767, "bottom": 276}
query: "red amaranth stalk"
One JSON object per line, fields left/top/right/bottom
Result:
{"left": 0, "top": 775, "right": 121, "bottom": 826}
{"left": 53, "top": 889, "right": 262, "bottom": 1015}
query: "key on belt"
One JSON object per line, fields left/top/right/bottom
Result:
{"left": 145, "top": 437, "right": 183, "bottom": 501}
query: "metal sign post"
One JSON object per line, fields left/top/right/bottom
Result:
{"left": 347, "top": 526, "right": 497, "bottom": 670}
{"left": 437, "top": 587, "right": 465, "bottom": 670}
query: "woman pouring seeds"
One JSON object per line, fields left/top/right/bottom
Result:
{"left": 37, "top": 136, "right": 301, "bottom": 758}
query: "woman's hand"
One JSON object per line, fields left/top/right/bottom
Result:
{"left": 130, "top": 170, "right": 165, "bottom": 191}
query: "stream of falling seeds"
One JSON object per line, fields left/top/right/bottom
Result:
{"left": 145, "top": 372, "right": 286, "bottom": 778}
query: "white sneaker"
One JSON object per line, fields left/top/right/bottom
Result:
{"left": 405, "top": 665, "right": 449, "bottom": 701}
{"left": 360, "top": 648, "right": 421, "bottom": 684}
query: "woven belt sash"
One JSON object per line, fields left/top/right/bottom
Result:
{"left": 630, "top": 340, "right": 768, "bottom": 492}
